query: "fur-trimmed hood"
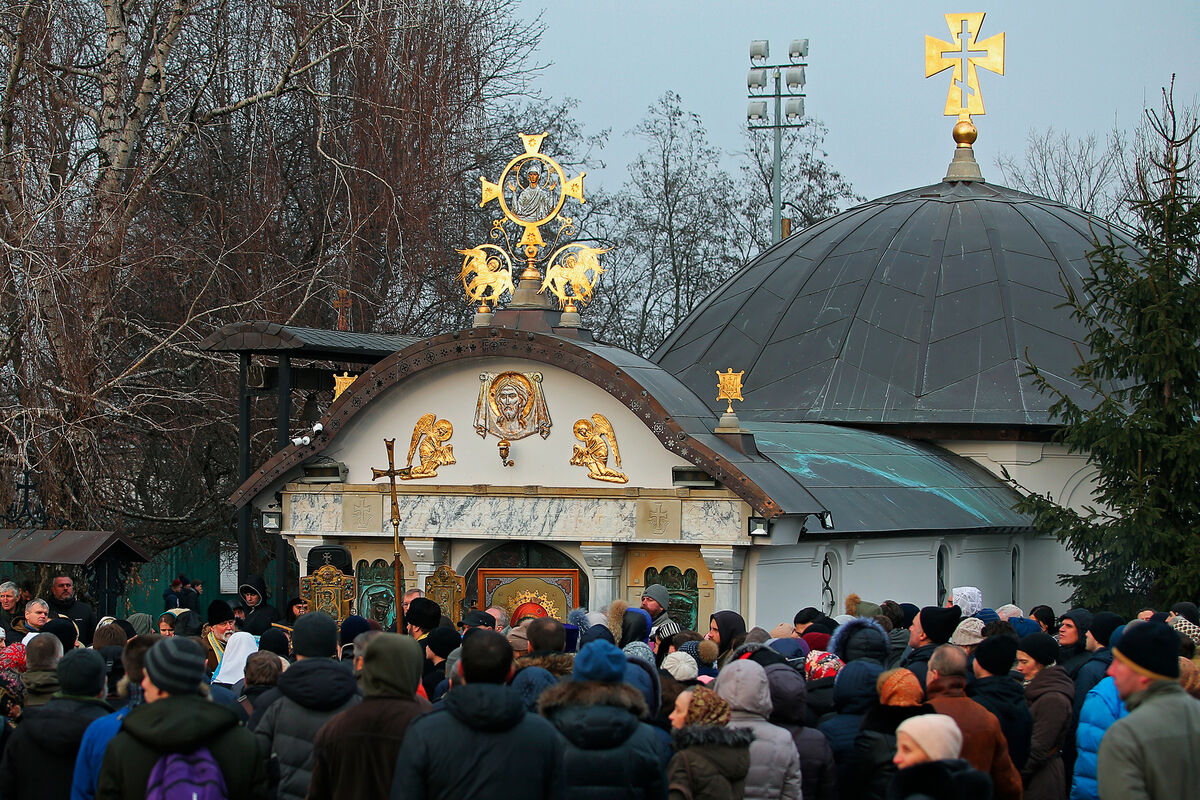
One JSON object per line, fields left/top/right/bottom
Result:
{"left": 539, "top": 680, "right": 647, "bottom": 750}
{"left": 671, "top": 724, "right": 755, "bottom": 750}
{"left": 607, "top": 599, "right": 629, "bottom": 639}
{"left": 538, "top": 679, "right": 647, "bottom": 718}
{"left": 516, "top": 651, "right": 575, "bottom": 678}
{"left": 827, "top": 615, "right": 890, "bottom": 666}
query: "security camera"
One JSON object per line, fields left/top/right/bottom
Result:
{"left": 291, "top": 435, "right": 311, "bottom": 447}
{"left": 312, "top": 423, "right": 324, "bottom": 434}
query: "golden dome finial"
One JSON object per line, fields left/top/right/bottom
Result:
{"left": 952, "top": 117, "right": 978, "bottom": 148}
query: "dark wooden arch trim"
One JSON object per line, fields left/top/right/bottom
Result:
{"left": 199, "top": 321, "right": 304, "bottom": 352}
{"left": 229, "top": 327, "right": 784, "bottom": 517}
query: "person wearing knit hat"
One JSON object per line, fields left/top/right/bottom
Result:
{"left": 254, "top": 611, "right": 361, "bottom": 799}
{"left": 538, "top": 635, "right": 671, "bottom": 799}
{"left": 339, "top": 614, "right": 372, "bottom": 649}
{"left": 1168, "top": 613, "right": 1200, "bottom": 647}
{"left": 1056, "top": 607, "right": 1094, "bottom": 678}
{"left": 41, "top": 617, "right": 78, "bottom": 652}
{"left": 421, "top": 627, "right": 461, "bottom": 699}
{"left": 900, "top": 605, "right": 961, "bottom": 689}
{"left": 844, "top": 669, "right": 935, "bottom": 799}
{"left": 948, "top": 618, "right": 986, "bottom": 652}
{"left": 1178, "top": 657, "right": 1200, "bottom": 700}
{"left": 144, "top": 636, "right": 207, "bottom": 696}
{"left": 845, "top": 592, "right": 883, "bottom": 619}
{"left": 966, "top": 635, "right": 1032, "bottom": 772}
{"left": 0, "top": 648, "right": 112, "bottom": 798}
{"left": 641, "top": 583, "right": 682, "bottom": 645}
{"left": 1071, "top": 611, "right": 1125, "bottom": 714}
{"left": 972, "top": 607, "right": 1001, "bottom": 626}
{"left": 1013, "top": 632, "right": 1075, "bottom": 799}
{"left": 1016, "top": 632, "right": 1058, "bottom": 675}
{"left": 98, "top": 636, "right": 267, "bottom": 797}
{"left": 662, "top": 650, "right": 699, "bottom": 682}
{"left": 889, "top": 715, "right": 994, "bottom": 799}
{"left": 895, "top": 713, "right": 962, "bottom": 763}
{"left": 1097, "top": 621, "right": 1200, "bottom": 799}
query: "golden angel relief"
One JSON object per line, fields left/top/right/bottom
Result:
{"left": 398, "top": 413, "right": 456, "bottom": 480}
{"left": 570, "top": 413, "right": 627, "bottom": 484}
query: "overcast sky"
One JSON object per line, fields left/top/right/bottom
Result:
{"left": 516, "top": 1, "right": 1199, "bottom": 203}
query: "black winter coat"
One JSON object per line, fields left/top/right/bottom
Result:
{"left": 46, "top": 596, "right": 97, "bottom": 646}
{"left": 899, "top": 643, "right": 937, "bottom": 689}
{"left": 845, "top": 704, "right": 937, "bottom": 800}
{"left": 0, "top": 695, "right": 111, "bottom": 800}
{"left": 967, "top": 674, "right": 1033, "bottom": 770}
{"left": 96, "top": 694, "right": 267, "bottom": 799}
{"left": 764, "top": 663, "right": 837, "bottom": 800}
{"left": 817, "top": 660, "right": 882, "bottom": 763}
{"left": 885, "top": 758, "right": 994, "bottom": 800}
{"left": 805, "top": 675, "right": 837, "bottom": 726}
{"left": 392, "top": 683, "right": 565, "bottom": 800}
{"left": 539, "top": 680, "right": 670, "bottom": 800}
{"left": 253, "top": 657, "right": 361, "bottom": 800}
{"left": 667, "top": 725, "right": 753, "bottom": 800}
{"left": 238, "top": 573, "right": 280, "bottom": 636}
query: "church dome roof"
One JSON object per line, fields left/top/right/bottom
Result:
{"left": 652, "top": 180, "right": 1139, "bottom": 426}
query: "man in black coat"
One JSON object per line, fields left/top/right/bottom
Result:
{"left": 0, "top": 648, "right": 112, "bottom": 799}
{"left": 966, "top": 634, "right": 1032, "bottom": 770}
{"left": 391, "top": 630, "right": 565, "bottom": 800}
{"left": 900, "top": 606, "right": 961, "bottom": 689}
{"left": 46, "top": 574, "right": 97, "bottom": 646}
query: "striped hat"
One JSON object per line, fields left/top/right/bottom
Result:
{"left": 144, "top": 637, "right": 206, "bottom": 695}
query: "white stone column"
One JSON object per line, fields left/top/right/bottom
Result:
{"left": 580, "top": 542, "right": 626, "bottom": 610}
{"left": 289, "top": 534, "right": 326, "bottom": 579}
{"left": 701, "top": 545, "right": 747, "bottom": 615}
{"left": 404, "top": 538, "right": 447, "bottom": 594}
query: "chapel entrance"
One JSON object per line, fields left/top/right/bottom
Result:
{"left": 462, "top": 542, "right": 589, "bottom": 618}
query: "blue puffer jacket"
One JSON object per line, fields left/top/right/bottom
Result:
{"left": 1069, "top": 675, "right": 1127, "bottom": 800}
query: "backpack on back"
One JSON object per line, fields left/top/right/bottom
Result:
{"left": 145, "top": 747, "right": 228, "bottom": 800}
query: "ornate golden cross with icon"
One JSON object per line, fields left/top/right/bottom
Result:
{"left": 925, "top": 12, "right": 1005, "bottom": 120}
{"left": 371, "top": 438, "right": 404, "bottom": 622}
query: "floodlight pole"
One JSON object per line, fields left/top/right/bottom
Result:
{"left": 747, "top": 41, "right": 808, "bottom": 244}
{"left": 772, "top": 70, "right": 783, "bottom": 243}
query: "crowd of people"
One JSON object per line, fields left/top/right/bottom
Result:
{"left": 0, "top": 573, "right": 1197, "bottom": 800}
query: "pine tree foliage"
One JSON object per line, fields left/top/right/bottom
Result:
{"left": 1015, "top": 88, "right": 1200, "bottom": 612}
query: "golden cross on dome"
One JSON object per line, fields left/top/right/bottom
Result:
{"left": 925, "top": 12, "right": 1005, "bottom": 120}
{"left": 716, "top": 369, "right": 745, "bottom": 414}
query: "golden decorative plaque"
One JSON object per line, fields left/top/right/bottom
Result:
{"left": 300, "top": 563, "right": 355, "bottom": 627}
{"left": 474, "top": 371, "right": 552, "bottom": 441}
{"left": 716, "top": 368, "right": 745, "bottom": 414}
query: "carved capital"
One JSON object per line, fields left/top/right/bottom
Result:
{"left": 700, "top": 545, "right": 746, "bottom": 576}
{"left": 579, "top": 542, "right": 626, "bottom": 572}
{"left": 404, "top": 538, "right": 447, "bottom": 567}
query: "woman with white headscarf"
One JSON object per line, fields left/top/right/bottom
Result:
{"left": 211, "top": 630, "right": 258, "bottom": 688}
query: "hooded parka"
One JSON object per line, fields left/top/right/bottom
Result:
{"left": 307, "top": 634, "right": 431, "bottom": 800}
{"left": 538, "top": 679, "right": 670, "bottom": 799}
{"left": 764, "top": 662, "right": 837, "bottom": 800}
{"left": 1021, "top": 664, "right": 1074, "bottom": 800}
{"left": 713, "top": 659, "right": 801, "bottom": 800}
{"left": 667, "top": 725, "right": 753, "bottom": 800}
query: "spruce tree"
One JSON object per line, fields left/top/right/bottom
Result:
{"left": 1017, "top": 90, "right": 1200, "bottom": 613}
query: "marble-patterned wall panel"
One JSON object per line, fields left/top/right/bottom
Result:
{"left": 681, "top": 500, "right": 744, "bottom": 542}
{"left": 289, "top": 492, "right": 343, "bottom": 533}
{"left": 389, "top": 495, "right": 636, "bottom": 540}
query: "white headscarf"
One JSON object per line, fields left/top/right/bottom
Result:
{"left": 951, "top": 586, "right": 984, "bottom": 618}
{"left": 212, "top": 631, "right": 258, "bottom": 686}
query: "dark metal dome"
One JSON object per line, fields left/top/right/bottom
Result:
{"left": 652, "top": 180, "right": 1139, "bottom": 425}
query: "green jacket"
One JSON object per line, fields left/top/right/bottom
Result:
{"left": 96, "top": 693, "right": 268, "bottom": 799}
{"left": 1096, "top": 679, "right": 1200, "bottom": 800}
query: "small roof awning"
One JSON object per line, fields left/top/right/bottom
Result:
{"left": 199, "top": 321, "right": 421, "bottom": 362}
{"left": 747, "top": 422, "right": 1033, "bottom": 535}
{"left": 0, "top": 529, "right": 149, "bottom": 566}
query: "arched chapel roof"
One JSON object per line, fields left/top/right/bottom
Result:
{"left": 653, "top": 180, "right": 1140, "bottom": 426}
